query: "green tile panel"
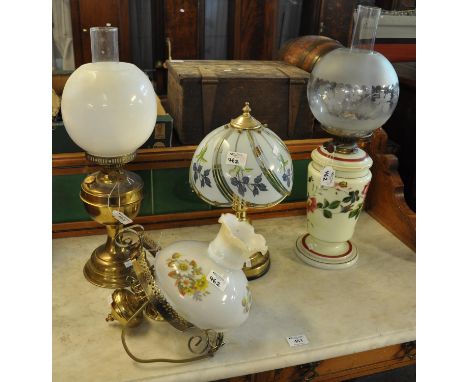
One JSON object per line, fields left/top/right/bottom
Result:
{"left": 52, "top": 159, "right": 310, "bottom": 223}
{"left": 284, "top": 159, "right": 308, "bottom": 202}
{"left": 137, "top": 170, "right": 154, "bottom": 216}
{"left": 152, "top": 168, "right": 211, "bottom": 214}
{"left": 52, "top": 173, "right": 88, "bottom": 223}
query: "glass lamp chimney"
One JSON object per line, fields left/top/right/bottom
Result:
{"left": 90, "top": 26, "right": 119, "bottom": 62}
{"left": 350, "top": 5, "right": 381, "bottom": 52}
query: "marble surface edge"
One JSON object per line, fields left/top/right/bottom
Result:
{"left": 129, "top": 329, "right": 416, "bottom": 382}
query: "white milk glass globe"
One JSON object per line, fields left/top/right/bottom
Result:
{"left": 61, "top": 62, "right": 157, "bottom": 157}
{"left": 61, "top": 27, "right": 156, "bottom": 158}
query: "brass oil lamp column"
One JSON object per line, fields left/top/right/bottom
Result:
{"left": 81, "top": 153, "right": 144, "bottom": 288}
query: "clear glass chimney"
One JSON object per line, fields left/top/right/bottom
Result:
{"left": 90, "top": 26, "right": 119, "bottom": 62}
{"left": 350, "top": 5, "right": 381, "bottom": 52}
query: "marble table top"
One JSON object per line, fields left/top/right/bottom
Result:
{"left": 53, "top": 213, "right": 415, "bottom": 382}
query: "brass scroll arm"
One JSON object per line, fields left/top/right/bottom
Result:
{"left": 121, "top": 300, "right": 225, "bottom": 364}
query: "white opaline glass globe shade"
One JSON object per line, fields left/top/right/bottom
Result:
{"left": 61, "top": 62, "right": 157, "bottom": 157}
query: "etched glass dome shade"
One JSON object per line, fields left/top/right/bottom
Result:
{"left": 61, "top": 27, "right": 157, "bottom": 158}
{"left": 189, "top": 103, "right": 293, "bottom": 208}
{"left": 307, "top": 5, "right": 399, "bottom": 138}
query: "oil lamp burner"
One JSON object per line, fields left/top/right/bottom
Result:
{"left": 107, "top": 213, "right": 267, "bottom": 363}
{"left": 295, "top": 5, "right": 399, "bottom": 269}
{"left": 189, "top": 102, "right": 294, "bottom": 279}
{"left": 61, "top": 27, "right": 157, "bottom": 287}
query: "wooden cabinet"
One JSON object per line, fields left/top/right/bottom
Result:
{"left": 377, "top": 63, "right": 416, "bottom": 212}
{"left": 216, "top": 342, "right": 416, "bottom": 382}
{"left": 70, "top": 0, "right": 130, "bottom": 66}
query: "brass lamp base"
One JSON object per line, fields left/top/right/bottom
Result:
{"left": 83, "top": 242, "right": 134, "bottom": 288}
{"left": 243, "top": 251, "right": 270, "bottom": 280}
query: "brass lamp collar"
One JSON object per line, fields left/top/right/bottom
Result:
{"left": 85, "top": 152, "right": 137, "bottom": 167}
{"left": 323, "top": 133, "right": 375, "bottom": 155}
{"left": 228, "top": 102, "right": 263, "bottom": 130}
{"left": 326, "top": 136, "right": 356, "bottom": 153}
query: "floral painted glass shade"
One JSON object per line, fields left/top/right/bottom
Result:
{"left": 189, "top": 103, "right": 293, "bottom": 208}
{"left": 153, "top": 213, "right": 267, "bottom": 330}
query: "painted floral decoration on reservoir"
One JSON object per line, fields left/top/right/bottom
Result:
{"left": 307, "top": 197, "right": 318, "bottom": 213}
{"left": 307, "top": 179, "right": 370, "bottom": 219}
{"left": 229, "top": 166, "right": 268, "bottom": 197}
{"left": 241, "top": 285, "right": 252, "bottom": 314}
{"left": 167, "top": 253, "right": 210, "bottom": 301}
{"left": 192, "top": 145, "right": 212, "bottom": 188}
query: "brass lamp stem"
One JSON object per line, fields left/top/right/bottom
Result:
{"left": 104, "top": 225, "right": 120, "bottom": 254}
{"left": 232, "top": 195, "right": 249, "bottom": 222}
{"left": 231, "top": 195, "right": 271, "bottom": 280}
{"left": 236, "top": 209, "right": 248, "bottom": 222}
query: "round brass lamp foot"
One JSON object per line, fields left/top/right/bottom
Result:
{"left": 242, "top": 251, "right": 271, "bottom": 280}
{"left": 83, "top": 243, "right": 133, "bottom": 288}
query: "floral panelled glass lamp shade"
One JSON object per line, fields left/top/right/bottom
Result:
{"left": 295, "top": 5, "right": 399, "bottom": 269}
{"left": 190, "top": 102, "right": 294, "bottom": 279}
{"left": 61, "top": 27, "right": 157, "bottom": 288}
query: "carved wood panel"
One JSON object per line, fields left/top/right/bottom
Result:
{"left": 230, "top": 0, "right": 279, "bottom": 60}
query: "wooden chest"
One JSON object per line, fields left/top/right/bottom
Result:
{"left": 167, "top": 60, "right": 316, "bottom": 145}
